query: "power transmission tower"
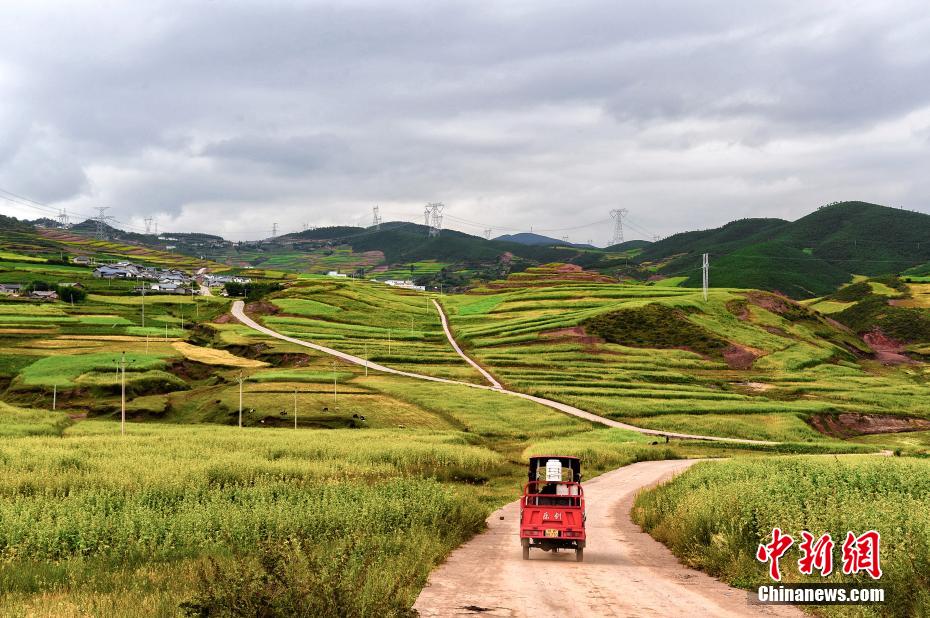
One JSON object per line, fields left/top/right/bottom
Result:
{"left": 702, "top": 253, "right": 709, "bottom": 302}
{"left": 144, "top": 217, "right": 153, "bottom": 234}
{"left": 57, "top": 209, "right": 70, "bottom": 228}
{"left": 271, "top": 223, "right": 278, "bottom": 238}
{"left": 561, "top": 236, "right": 570, "bottom": 243}
{"left": 609, "top": 208, "right": 628, "bottom": 245}
{"left": 372, "top": 206, "right": 382, "bottom": 230}
{"left": 652, "top": 234, "right": 661, "bottom": 242}
{"left": 153, "top": 219, "right": 158, "bottom": 237}
{"left": 484, "top": 228, "right": 492, "bottom": 240}
{"left": 424, "top": 203, "right": 444, "bottom": 237}
{"left": 93, "top": 207, "right": 115, "bottom": 240}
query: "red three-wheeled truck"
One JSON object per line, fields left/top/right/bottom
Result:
{"left": 519, "top": 455, "right": 586, "bottom": 562}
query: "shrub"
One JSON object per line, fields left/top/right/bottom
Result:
{"left": 583, "top": 303, "right": 728, "bottom": 357}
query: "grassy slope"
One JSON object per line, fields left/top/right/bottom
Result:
{"left": 443, "top": 279, "right": 930, "bottom": 441}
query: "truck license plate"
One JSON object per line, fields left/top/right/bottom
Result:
{"left": 544, "top": 529, "right": 559, "bottom": 538}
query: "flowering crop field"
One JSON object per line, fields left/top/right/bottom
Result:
{"left": 633, "top": 456, "right": 930, "bottom": 617}
{"left": 0, "top": 421, "right": 503, "bottom": 616}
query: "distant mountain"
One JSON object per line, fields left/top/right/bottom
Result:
{"left": 492, "top": 232, "right": 604, "bottom": 249}
{"left": 493, "top": 232, "right": 572, "bottom": 247}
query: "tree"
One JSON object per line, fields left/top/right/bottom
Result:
{"left": 57, "top": 286, "right": 87, "bottom": 303}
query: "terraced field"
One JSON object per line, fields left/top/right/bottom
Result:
{"left": 442, "top": 280, "right": 930, "bottom": 441}
{"left": 245, "top": 276, "right": 486, "bottom": 383}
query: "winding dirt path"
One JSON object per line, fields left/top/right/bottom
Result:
{"left": 433, "top": 298, "right": 502, "bottom": 389}
{"left": 231, "top": 301, "right": 776, "bottom": 445}
{"left": 414, "top": 459, "right": 801, "bottom": 618}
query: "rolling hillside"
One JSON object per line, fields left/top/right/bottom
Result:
{"left": 643, "top": 202, "right": 930, "bottom": 298}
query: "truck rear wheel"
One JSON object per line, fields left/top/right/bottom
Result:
{"left": 522, "top": 539, "right": 529, "bottom": 560}
{"left": 575, "top": 548, "right": 584, "bottom": 562}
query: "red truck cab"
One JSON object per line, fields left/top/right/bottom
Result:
{"left": 520, "top": 455, "right": 586, "bottom": 562}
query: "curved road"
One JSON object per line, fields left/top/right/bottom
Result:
{"left": 414, "top": 459, "right": 800, "bottom": 618}
{"left": 231, "top": 300, "right": 776, "bottom": 445}
{"left": 433, "top": 298, "right": 503, "bottom": 389}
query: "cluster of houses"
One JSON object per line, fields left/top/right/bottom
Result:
{"left": 381, "top": 279, "right": 426, "bottom": 292}
{"left": 0, "top": 281, "right": 87, "bottom": 301}
{"left": 201, "top": 273, "right": 252, "bottom": 291}
{"left": 93, "top": 261, "right": 195, "bottom": 295}
{"left": 0, "top": 283, "right": 66, "bottom": 300}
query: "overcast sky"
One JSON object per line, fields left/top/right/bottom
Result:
{"left": 1, "top": 0, "right": 929, "bottom": 243}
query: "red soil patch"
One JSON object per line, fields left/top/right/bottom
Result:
{"left": 722, "top": 344, "right": 761, "bottom": 369}
{"left": 862, "top": 329, "right": 914, "bottom": 365}
{"left": 809, "top": 413, "right": 930, "bottom": 438}
{"left": 539, "top": 326, "right": 603, "bottom": 345}
{"left": 213, "top": 313, "right": 234, "bottom": 324}
{"left": 745, "top": 291, "right": 797, "bottom": 314}
{"left": 244, "top": 300, "right": 280, "bottom": 316}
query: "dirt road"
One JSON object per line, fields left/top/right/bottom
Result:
{"left": 433, "top": 298, "right": 502, "bottom": 389}
{"left": 414, "top": 459, "right": 800, "bottom": 618}
{"left": 231, "top": 300, "right": 777, "bottom": 445}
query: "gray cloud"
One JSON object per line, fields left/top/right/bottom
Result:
{"left": 0, "top": 0, "right": 928, "bottom": 242}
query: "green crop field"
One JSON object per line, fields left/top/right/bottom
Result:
{"left": 634, "top": 456, "right": 930, "bottom": 617}
{"left": 1, "top": 238, "right": 929, "bottom": 617}
{"left": 440, "top": 278, "right": 926, "bottom": 442}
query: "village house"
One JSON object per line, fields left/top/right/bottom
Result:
{"left": 29, "top": 290, "right": 58, "bottom": 301}
{"left": 0, "top": 283, "right": 24, "bottom": 295}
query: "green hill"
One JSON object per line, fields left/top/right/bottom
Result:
{"left": 642, "top": 202, "right": 930, "bottom": 298}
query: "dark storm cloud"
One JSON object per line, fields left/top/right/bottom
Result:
{"left": 0, "top": 0, "right": 928, "bottom": 241}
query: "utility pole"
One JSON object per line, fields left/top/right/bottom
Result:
{"left": 332, "top": 361, "right": 338, "bottom": 407}
{"left": 120, "top": 352, "right": 126, "bottom": 435}
{"left": 293, "top": 388, "right": 298, "bottom": 429}
{"left": 165, "top": 322, "right": 168, "bottom": 341}
{"left": 364, "top": 342, "right": 368, "bottom": 377}
{"left": 140, "top": 286, "right": 145, "bottom": 328}
{"left": 237, "top": 372, "right": 244, "bottom": 428}
{"left": 388, "top": 329, "right": 392, "bottom": 355}
{"left": 702, "top": 253, "right": 709, "bottom": 302}
{"left": 145, "top": 333, "right": 149, "bottom": 354}
{"left": 610, "top": 208, "right": 628, "bottom": 246}
{"left": 52, "top": 384, "right": 56, "bottom": 411}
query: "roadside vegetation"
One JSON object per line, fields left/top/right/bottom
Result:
{"left": 633, "top": 456, "right": 930, "bottom": 617}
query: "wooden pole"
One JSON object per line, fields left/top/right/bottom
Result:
{"left": 120, "top": 352, "right": 126, "bottom": 436}
{"left": 52, "top": 384, "right": 56, "bottom": 411}
{"left": 293, "top": 388, "right": 297, "bottom": 429}
{"left": 238, "top": 372, "right": 244, "bottom": 428}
